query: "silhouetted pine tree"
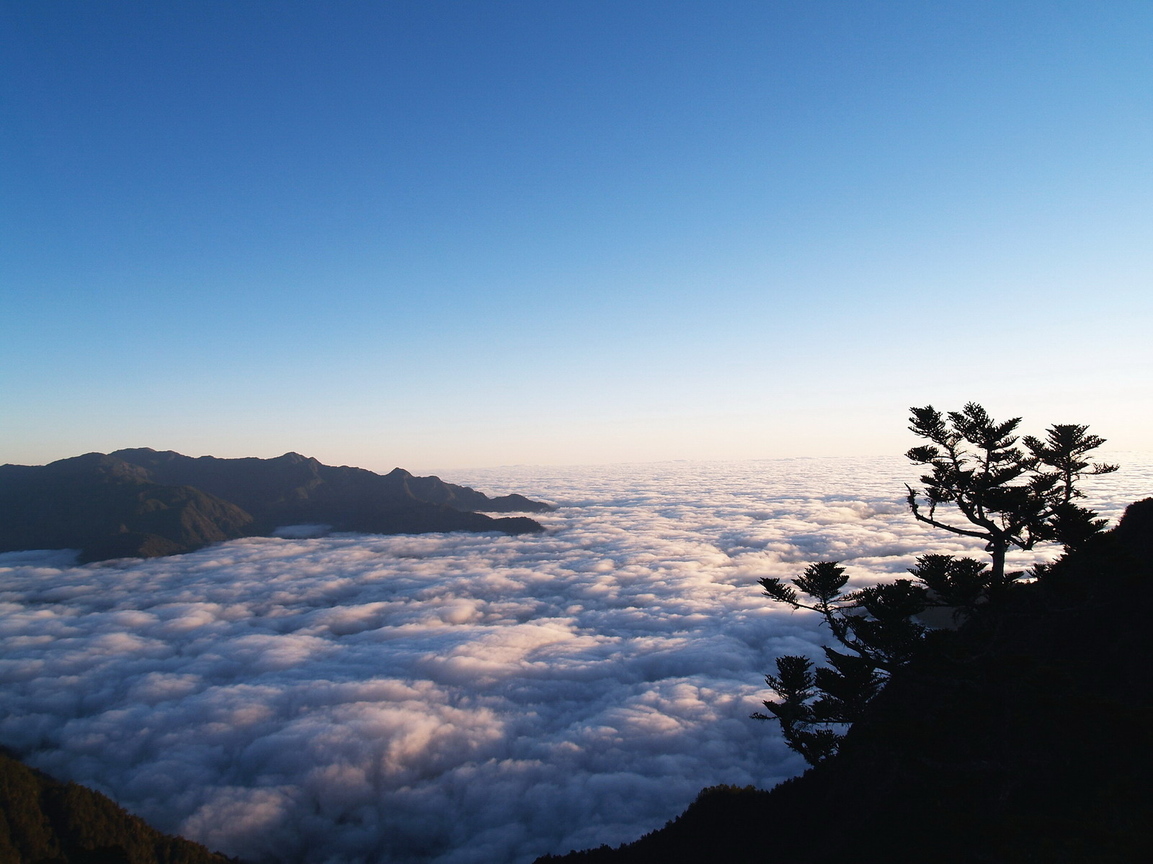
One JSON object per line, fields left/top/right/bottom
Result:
{"left": 756, "top": 404, "right": 1118, "bottom": 764}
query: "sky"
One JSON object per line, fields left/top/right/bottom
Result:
{"left": 3, "top": 1, "right": 1151, "bottom": 472}
{"left": 3, "top": 457, "right": 1148, "bottom": 863}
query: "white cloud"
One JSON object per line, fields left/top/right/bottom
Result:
{"left": 1, "top": 455, "right": 1148, "bottom": 863}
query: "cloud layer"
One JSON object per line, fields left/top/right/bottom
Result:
{"left": 1, "top": 456, "right": 1146, "bottom": 863}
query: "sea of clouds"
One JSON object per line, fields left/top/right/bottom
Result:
{"left": 1, "top": 455, "right": 1148, "bottom": 864}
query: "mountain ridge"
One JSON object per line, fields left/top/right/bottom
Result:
{"left": 0, "top": 449, "right": 552, "bottom": 563}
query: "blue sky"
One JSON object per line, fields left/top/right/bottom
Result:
{"left": 3, "top": 1, "right": 1151, "bottom": 471}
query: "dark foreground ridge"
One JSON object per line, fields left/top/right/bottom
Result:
{"left": 0, "top": 449, "right": 553, "bottom": 563}
{"left": 538, "top": 498, "right": 1153, "bottom": 864}
{"left": 0, "top": 748, "right": 234, "bottom": 864}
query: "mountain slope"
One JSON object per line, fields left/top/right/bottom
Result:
{"left": 0, "top": 454, "right": 255, "bottom": 563}
{"left": 108, "top": 449, "right": 553, "bottom": 527}
{"left": 538, "top": 499, "right": 1153, "bottom": 864}
{"left": 0, "top": 450, "right": 551, "bottom": 563}
{"left": 0, "top": 748, "right": 232, "bottom": 864}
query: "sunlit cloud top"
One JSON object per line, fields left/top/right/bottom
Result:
{"left": 2, "top": 457, "right": 1148, "bottom": 862}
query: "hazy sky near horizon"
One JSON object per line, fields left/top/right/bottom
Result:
{"left": 3, "top": 1, "right": 1151, "bottom": 471}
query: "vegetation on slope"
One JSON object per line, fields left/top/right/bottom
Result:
{"left": 540, "top": 405, "right": 1146, "bottom": 863}
{"left": 0, "top": 749, "right": 234, "bottom": 864}
{"left": 538, "top": 497, "right": 1153, "bottom": 863}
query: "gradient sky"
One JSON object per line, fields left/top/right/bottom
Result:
{"left": 3, "top": 1, "right": 1151, "bottom": 472}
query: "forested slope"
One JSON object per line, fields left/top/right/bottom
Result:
{"left": 0, "top": 749, "right": 233, "bottom": 864}
{"left": 539, "top": 498, "right": 1153, "bottom": 863}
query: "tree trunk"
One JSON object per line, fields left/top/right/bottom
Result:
{"left": 989, "top": 540, "right": 1007, "bottom": 588}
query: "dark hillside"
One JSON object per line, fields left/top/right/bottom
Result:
{"left": 0, "top": 450, "right": 551, "bottom": 563}
{"left": 0, "top": 749, "right": 233, "bottom": 864}
{"left": 0, "top": 455, "right": 254, "bottom": 563}
{"left": 110, "top": 450, "right": 552, "bottom": 522}
{"left": 539, "top": 499, "right": 1153, "bottom": 863}
{"left": 106, "top": 449, "right": 551, "bottom": 538}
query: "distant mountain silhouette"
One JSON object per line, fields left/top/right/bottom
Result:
{"left": 0, "top": 449, "right": 552, "bottom": 563}
{"left": 0, "top": 747, "right": 234, "bottom": 864}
